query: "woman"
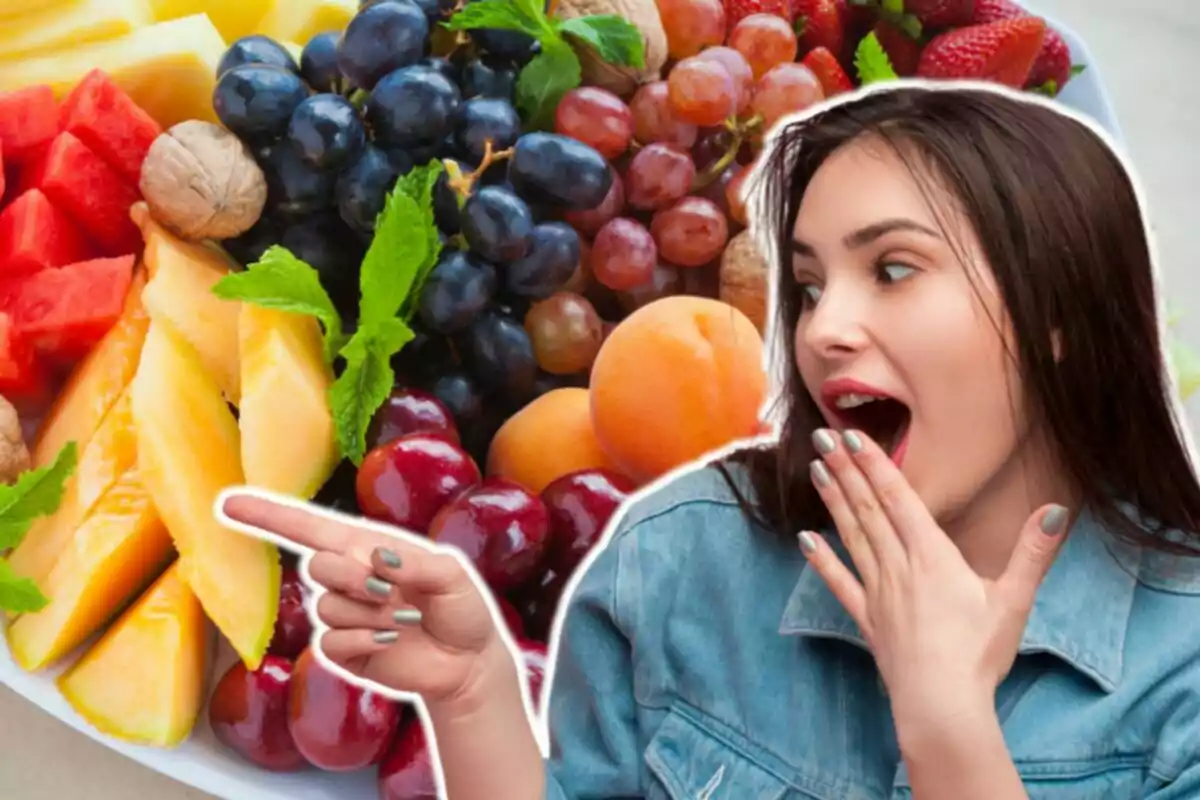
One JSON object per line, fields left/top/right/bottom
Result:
{"left": 220, "top": 82, "right": 1200, "bottom": 799}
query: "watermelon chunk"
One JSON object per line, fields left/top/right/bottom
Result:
{"left": 0, "top": 189, "right": 94, "bottom": 276}
{"left": 0, "top": 85, "right": 59, "bottom": 163}
{"left": 0, "top": 311, "right": 49, "bottom": 409}
{"left": 8, "top": 254, "right": 135, "bottom": 362}
{"left": 60, "top": 69, "right": 162, "bottom": 185}
{"left": 0, "top": 139, "right": 6, "bottom": 207}
{"left": 24, "top": 132, "right": 141, "bottom": 257}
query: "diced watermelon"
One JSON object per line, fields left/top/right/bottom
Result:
{"left": 0, "top": 140, "right": 5, "bottom": 208}
{"left": 23, "top": 132, "right": 142, "bottom": 257}
{"left": 0, "top": 312, "right": 49, "bottom": 410}
{"left": 60, "top": 69, "right": 163, "bottom": 186}
{"left": 8, "top": 255, "right": 135, "bottom": 363}
{"left": 0, "top": 85, "right": 60, "bottom": 163}
{"left": 0, "top": 189, "right": 94, "bottom": 277}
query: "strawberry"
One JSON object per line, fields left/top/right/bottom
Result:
{"left": 904, "top": 0, "right": 976, "bottom": 28}
{"left": 802, "top": 46, "right": 854, "bottom": 95}
{"left": 970, "top": 0, "right": 1077, "bottom": 93}
{"left": 971, "top": 0, "right": 1024, "bottom": 22}
{"left": 793, "top": 0, "right": 846, "bottom": 57}
{"left": 725, "top": 0, "right": 793, "bottom": 28}
{"left": 916, "top": 17, "right": 1046, "bottom": 88}
{"left": 873, "top": 21, "right": 922, "bottom": 76}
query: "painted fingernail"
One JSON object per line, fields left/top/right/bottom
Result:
{"left": 365, "top": 576, "right": 393, "bottom": 597}
{"left": 810, "top": 459, "right": 831, "bottom": 487}
{"left": 812, "top": 428, "right": 836, "bottom": 454}
{"left": 372, "top": 630, "right": 399, "bottom": 644}
{"left": 376, "top": 548, "right": 402, "bottom": 569}
{"left": 843, "top": 430, "right": 863, "bottom": 453}
{"left": 1041, "top": 505, "right": 1069, "bottom": 535}
{"left": 797, "top": 531, "right": 818, "bottom": 555}
{"left": 393, "top": 608, "right": 423, "bottom": 625}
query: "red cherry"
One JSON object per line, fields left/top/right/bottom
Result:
{"left": 208, "top": 656, "right": 307, "bottom": 772}
{"left": 541, "top": 469, "right": 635, "bottom": 577}
{"left": 367, "top": 388, "right": 460, "bottom": 449}
{"left": 378, "top": 716, "right": 439, "bottom": 800}
{"left": 267, "top": 567, "right": 313, "bottom": 660}
{"left": 356, "top": 433, "right": 482, "bottom": 534}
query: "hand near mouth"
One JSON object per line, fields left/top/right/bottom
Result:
{"left": 799, "top": 428, "right": 1070, "bottom": 757}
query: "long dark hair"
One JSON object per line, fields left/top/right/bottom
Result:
{"left": 715, "top": 82, "right": 1200, "bottom": 556}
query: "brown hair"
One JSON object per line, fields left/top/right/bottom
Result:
{"left": 716, "top": 83, "right": 1200, "bottom": 556}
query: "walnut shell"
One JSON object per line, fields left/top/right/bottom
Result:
{"left": 139, "top": 120, "right": 267, "bottom": 242}
{"left": 0, "top": 394, "right": 30, "bottom": 484}
{"left": 555, "top": 0, "right": 669, "bottom": 98}
{"left": 719, "top": 230, "right": 769, "bottom": 334}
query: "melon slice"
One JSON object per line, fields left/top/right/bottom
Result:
{"left": 6, "top": 468, "right": 174, "bottom": 671}
{"left": 0, "top": 0, "right": 153, "bottom": 62}
{"left": 131, "top": 320, "right": 280, "bottom": 670}
{"left": 60, "top": 68, "right": 163, "bottom": 185}
{"left": 239, "top": 304, "right": 339, "bottom": 499}
{"left": 147, "top": 0, "right": 272, "bottom": 44}
{"left": 133, "top": 203, "right": 242, "bottom": 404}
{"left": 0, "top": 0, "right": 75, "bottom": 21}
{"left": 56, "top": 560, "right": 209, "bottom": 747}
{"left": 255, "top": 0, "right": 357, "bottom": 48}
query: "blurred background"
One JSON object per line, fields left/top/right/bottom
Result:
{"left": 1, "top": 0, "right": 1197, "bottom": 797}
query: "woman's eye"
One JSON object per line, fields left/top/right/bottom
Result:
{"left": 799, "top": 284, "right": 823, "bottom": 306}
{"left": 879, "top": 262, "right": 916, "bottom": 283}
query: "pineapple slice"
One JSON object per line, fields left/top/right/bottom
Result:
{"left": 255, "top": 0, "right": 356, "bottom": 48}
{"left": 0, "top": 0, "right": 153, "bottom": 62}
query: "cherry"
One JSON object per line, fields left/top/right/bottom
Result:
{"left": 267, "top": 567, "right": 313, "bottom": 660}
{"left": 541, "top": 468, "right": 635, "bottom": 578}
{"left": 508, "top": 568, "right": 570, "bottom": 643}
{"left": 378, "top": 716, "right": 439, "bottom": 800}
{"left": 208, "top": 656, "right": 306, "bottom": 772}
{"left": 356, "top": 433, "right": 482, "bottom": 534}
{"left": 367, "top": 387, "right": 460, "bottom": 450}
{"left": 518, "top": 638, "right": 549, "bottom": 711}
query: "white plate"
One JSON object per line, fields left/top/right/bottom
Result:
{"left": 0, "top": 14, "right": 1123, "bottom": 800}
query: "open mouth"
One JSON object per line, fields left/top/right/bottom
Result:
{"left": 826, "top": 391, "right": 912, "bottom": 464}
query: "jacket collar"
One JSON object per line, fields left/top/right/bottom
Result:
{"left": 778, "top": 506, "right": 1141, "bottom": 693}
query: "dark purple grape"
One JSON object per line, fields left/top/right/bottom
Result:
{"left": 336, "top": 144, "right": 403, "bottom": 234}
{"left": 454, "top": 97, "right": 520, "bottom": 166}
{"left": 221, "top": 215, "right": 281, "bottom": 266}
{"left": 418, "top": 55, "right": 459, "bottom": 84}
{"left": 366, "top": 64, "right": 462, "bottom": 148}
{"left": 337, "top": 0, "right": 430, "bottom": 90}
{"left": 461, "top": 310, "right": 538, "bottom": 402}
{"left": 287, "top": 93, "right": 366, "bottom": 170}
{"left": 426, "top": 369, "right": 486, "bottom": 431}
{"left": 407, "top": 140, "right": 443, "bottom": 165}
{"left": 460, "top": 58, "right": 517, "bottom": 100}
{"left": 300, "top": 31, "right": 342, "bottom": 92}
{"left": 382, "top": 146, "right": 414, "bottom": 174}
{"left": 463, "top": 0, "right": 542, "bottom": 63}
{"left": 507, "top": 132, "right": 614, "bottom": 211}
{"left": 392, "top": 329, "right": 457, "bottom": 382}
{"left": 433, "top": 164, "right": 463, "bottom": 235}
{"left": 460, "top": 185, "right": 534, "bottom": 264}
{"left": 279, "top": 213, "right": 364, "bottom": 317}
{"left": 217, "top": 35, "right": 299, "bottom": 78}
{"left": 417, "top": 250, "right": 498, "bottom": 334}
{"left": 505, "top": 222, "right": 580, "bottom": 299}
{"left": 262, "top": 143, "right": 336, "bottom": 217}
{"left": 213, "top": 65, "right": 308, "bottom": 143}
{"left": 410, "top": 0, "right": 456, "bottom": 22}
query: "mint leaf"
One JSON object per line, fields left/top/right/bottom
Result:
{"left": 855, "top": 31, "right": 898, "bottom": 84}
{"left": 556, "top": 15, "right": 645, "bottom": 69}
{"left": 0, "top": 441, "right": 77, "bottom": 551}
{"left": 393, "top": 162, "right": 445, "bottom": 321}
{"left": 212, "top": 246, "right": 347, "bottom": 363}
{"left": 358, "top": 196, "right": 426, "bottom": 328}
{"left": 0, "top": 559, "right": 48, "bottom": 614}
{"left": 517, "top": 37, "right": 583, "bottom": 129}
{"left": 327, "top": 320, "right": 416, "bottom": 464}
{"left": 1070, "top": 64, "right": 1087, "bottom": 76}
{"left": 442, "top": 0, "right": 544, "bottom": 35}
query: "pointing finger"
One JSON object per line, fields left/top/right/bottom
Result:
{"left": 218, "top": 489, "right": 354, "bottom": 554}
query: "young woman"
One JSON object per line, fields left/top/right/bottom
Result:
{"left": 220, "top": 83, "right": 1200, "bottom": 799}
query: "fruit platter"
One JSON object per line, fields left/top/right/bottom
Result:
{"left": 0, "top": 0, "right": 1193, "bottom": 798}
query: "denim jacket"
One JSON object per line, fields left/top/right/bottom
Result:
{"left": 541, "top": 462, "right": 1200, "bottom": 799}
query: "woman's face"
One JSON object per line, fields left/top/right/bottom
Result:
{"left": 790, "top": 135, "right": 1031, "bottom": 521}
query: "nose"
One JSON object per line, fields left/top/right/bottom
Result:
{"left": 800, "top": 282, "right": 871, "bottom": 359}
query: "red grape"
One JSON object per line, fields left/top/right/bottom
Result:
{"left": 591, "top": 218, "right": 657, "bottom": 291}
{"left": 667, "top": 57, "right": 736, "bottom": 128}
{"left": 524, "top": 292, "right": 604, "bottom": 374}
{"left": 625, "top": 143, "right": 695, "bottom": 211}
{"left": 563, "top": 237, "right": 591, "bottom": 294}
{"left": 694, "top": 46, "right": 754, "bottom": 115}
{"left": 629, "top": 81, "right": 697, "bottom": 149}
{"left": 563, "top": 172, "right": 625, "bottom": 236}
{"left": 729, "top": 14, "right": 799, "bottom": 79}
{"left": 751, "top": 62, "right": 825, "bottom": 132}
{"left": 692, "top": 127, "right": 735, "bottom": 171}
{"left": 555, "top": 87, "right": 633, "bottom": 160}
{"left": 617, "top": 262, "right": 683, "bottom": 313}
{"left": 657, "top": 0, "right": 726, "bottom": 59}
{"left": 725, "top": 166, "right": 750, "bottom": 226}
{"left": 650, "top": 197, "right": 729, "bottom": 267}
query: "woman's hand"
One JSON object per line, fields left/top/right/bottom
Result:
{"left": 798, "top": 428, "right": 1070, "bottom": 751}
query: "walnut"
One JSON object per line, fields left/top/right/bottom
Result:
{"left": 0, "top": 395, "right": 30, "bottom": 484}
{"left": 719, "top": 230, "right": 769, "bottom": 334}
{"left": 139, "top": 120, "right": 267, "bottom": 242}
{"left": 555, "top": 0, "right": 669, "bottom": 98}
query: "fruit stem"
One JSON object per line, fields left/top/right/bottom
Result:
{"left": 692, "top": 115, "right": 763, "bottom": 190}
{"left": 546, "top": 0, "right": 560, "bottom": 17}
{"left": 348, "top": 88, "right": 370, "bottom": 111}
{"left": 446, "top": 139, "right": 515, "bottom": 200}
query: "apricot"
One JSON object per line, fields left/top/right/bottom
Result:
{"left": 486, "top": 388, "right": 628, "bottom": 494}
{"left": 589, "top": 295, "right": 767, "bottom": 483}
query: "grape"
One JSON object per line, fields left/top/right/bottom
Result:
{"left": 393, "top": 329, "right": 458, "bottom": 383}
{"left": 617, "top": 262, "right": 683, "bottom": 313}
{"left": 694, "top": 46, "right": 754, "bottom": 115}
{"left": 213, "top": 65, "right": 308, "bottom": 143}
{"left": 624, "top": 143, "right": 695, "bottom": 211}
{"left": 751, "top": 63, "right": 826, "bottom": 131}
{"left": 300, "top": 31, "right": 342, "bottom": 92}
{"left": 221, "top": 215, "right": 280, "bottom": 266}
{"left": 462, "top": 311, "right": 539, "bottom": 402}
{"left": 280, "top": 213, "right": 364, "bottom": 317}
{"left": 455, "top": 97, "right": 521, "bottom": 165}
{"left": 418, "top": 55, "right": 460, "bottom": 85}
{"left": 506, "top": 222, "right": 581, "bottom": 299}
{"left": 650, "top": 197, "right": 729, "bottom": 267}
{"left": 524, "top": 292, "right": 604, "bottom": 375}
{"left": 667, "top": 57, "right": 736, "bottom": 128}
{"left": 288, "top": 94, "right": 367, "bottom": 170}
{"left": 217, "top": 35, "right": 300, "bottom": 78}
{"left": 724, "top": 166, "right": 750, "bottom": 225}
{"left": 554, "top": 87, "right": 633, "bottom": 160}
{"left": 563, "top": 171, "right": 624, "bottom": 236}
{"left": 433, "top": 163, "right": 463, "bottom": 234}
{"left": 629, "top": 82, "right": 698, "bottom": 150}
{"left": 463, "top": 0, "right": 543, "bottom": 62}
{"left": 591, "top": 218, "right": 657, "bottom": 291}
{"left": 461, "top": 185, "right": 535, "bottom": 263}
{"left": 336, "top": 143, "right": 404, "bottom": 233}
{"left": 657, "top": 0, "right": 727, "bottom": 59}
{"left": 262, "top": 142, "right": 337, "bottom": 217}
{"left": 410, "top": 0, "right": 455, "bottom": 23}
{"left": 692, "top": 127, "right": 735, "bottom": 171}
{"left": 460, "top": 57, "right": 517, "bottom": 100}
{"left": 417, "top": 250, "right": 498, "bottom": 333}
{"left": 730, "top": 14, "right": 800, "bottom": 79}
{"left": 337, "top": 0, "right": 429, "bottom": 90}
{"left": 427, "top": 369, "right": 486, "bottom": 431}
{"left": 533, "top": 369, "right": 589, "bottom": 396}
{"left": 366, "top": 64, "right": 462, "bottom": 148}
{"left": 508, "top": 132, "right": 614, "bottom": 212}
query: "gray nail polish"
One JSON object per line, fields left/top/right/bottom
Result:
{"left": 810, "top": 459, "right": 831, "bottom": 487}
{"left": 365, "top": 576, "right": 393, "bottom": 597}
{"left": 797, "top": 531, "right": 818, "bottom": 554}
{"left": 377, "top": 548, "right": 402, "bottom": 569}
{"left": 812, "top": 429, "right": 837, "bottom": 454}
{"left": 843, "top": 430, "right": 863, "bottom": 453}
{"left": 393, "top": 608, "right": 423, "bottom": 625}
{"left": 1041, "top": 505, "right": 1069, "bottom": 535}
{"left": 372, "top": 630, "right": 399, "bottom": 644}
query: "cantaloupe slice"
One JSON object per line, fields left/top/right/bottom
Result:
{"left": 0, "top": 0, "right": 154, "bottom": 62}
{"left": 147, "top": 0, "right": 271, "bottom": 44}
{"left": 239, "top": 304, "right": 339, "bottom": 499}
{"left": 6, "top": 469, "right": 174, "bottom": 671}
{"left": 133, "top": 204, "right": 242, "bottom": 405}
{"left": 0, "top": 0, "right": 75, "bottom": 21}
{"left": 57, "top": 561, "right": 208, "bottom": 747}
{"left": 255, "top": 0, "right": 356, "bottom": 47}
{"left": 0, "top": 14, "right": 225, "bottom": 127}
{"left": 131, "top": 320, "right": 280, "bottom": 670}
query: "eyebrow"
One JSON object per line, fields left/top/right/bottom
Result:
{"left": 791, "top": 218, "right": 942, "bottom": 257}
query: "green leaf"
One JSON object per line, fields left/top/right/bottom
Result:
{"left": 442, "top": 0, "right": 544, "bottom": 36}
{"left": 0, "top": 559, "right": 48, "bottom": 614}
{"left": 0, "top": 441, "right": 78, "bottom": 551}
{"left": 556, "top": 15, "right": 645, "bottom": 69}
{"left": 393, "top": 162, "right": 445, "bottom": 321}
{"left": 1030, "top": 79, "right": 1058, "bottom": 96}
{"left": 881, "top": 0, "right": 903, "bottom": 13}
{"left": 517, "top": 37, "right": 583, "bottom": 129}
{"left": 1070, "top": 64, "right": 1087, "bottom": 76}
{"left": 854, "top": 31, "right": 898, "bottom": 84}
{"left": 327, "top": 319, "right": 416, "bottom": 465}
{"left": 212, "top": 246, "right": 347, "bottom": 363}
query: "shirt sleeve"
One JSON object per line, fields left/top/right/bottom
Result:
{"left": 542, "top": 525, "right": 645, "bottom": 799}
